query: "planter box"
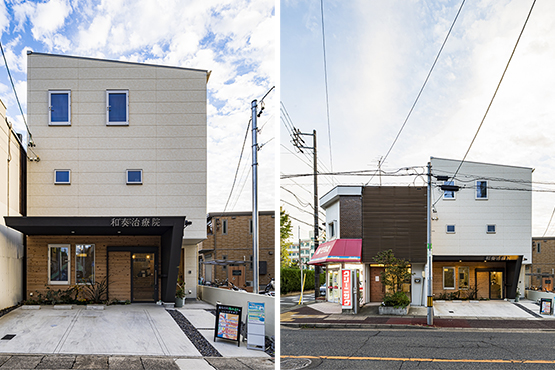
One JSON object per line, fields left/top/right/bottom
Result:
{"left": 378, "top": 304, "right": 410, "bottom": 316}
{"left": 22, "top": 305, "right": 41, "bottom": 310}
{"left": 86, "top": 305, "right": 105, "bottom": 310}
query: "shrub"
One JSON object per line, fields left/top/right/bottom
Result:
{"left": 382, "top": 291, "right": 410, "bottom": 308}
{"left": 280, "top": 268, "right": 321, "bottom": 294}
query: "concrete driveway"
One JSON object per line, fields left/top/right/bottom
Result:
{"left": 0, "top": 304, "right": 200, "bottom": 356}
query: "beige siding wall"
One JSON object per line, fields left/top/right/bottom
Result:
{"left": 0, "top": 100, "right": 24, "bottom": 309}
{"left": 27, "top": 54, "right": 207, "bottom": 242}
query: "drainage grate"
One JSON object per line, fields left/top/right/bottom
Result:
{"left": 1, "top": 334, "right": 15, "bottom": 340}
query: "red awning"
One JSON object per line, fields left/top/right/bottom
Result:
{"left": 307, "top": 239, "right": 362, "bottom": 265}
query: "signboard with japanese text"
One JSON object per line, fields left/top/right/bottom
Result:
{"left": 342, "top": 269, "right": 352, "bottom": 309}
{"left": 247, "top": 302, "right": 265, "bottom": 350}
{"left": 214, "top": 304, "right": 242, "bottom": 347}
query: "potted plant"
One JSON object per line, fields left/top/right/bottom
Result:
{"left": 515, "top": 288, "right": 521, "bottom": 302}
{"left": 373, "top": 250, "right": 413, "bottom": 315}
{"left": 175, "top": 278, "right": 186, "bottom": 308}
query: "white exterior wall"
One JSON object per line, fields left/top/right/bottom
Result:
{"left": 0, "top": 100, "right": 24, "bottom": 309}
{"left": 320, "top": 186, "right": 362, "bottom": 240}
{"left": 27, "top": 53, "right": 207, "bottom": 243}
{"left": 431, "top": 157, "right": 532, "bottom": 262}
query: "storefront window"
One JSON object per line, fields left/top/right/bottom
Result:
{"left": 443, "top": 267, "right": 455, "bottom": 289}
{"left": 458, "top": 266, "right": 469, "bottom": 290}
{"left": 76, "top": 244, "right": 95, "bottom": 284}
{"left": 49, "top": 244, "right": 70, "bottom": 284}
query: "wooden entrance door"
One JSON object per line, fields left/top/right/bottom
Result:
{"left": 132, "top": 252, "right": 158, "bottom": 302}
{"left": 228, "top": 266, "right": 246, "bottom": 288}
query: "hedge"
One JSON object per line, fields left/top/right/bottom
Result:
{"left": 281, "top": 268, "right": 324, "bottom": 294}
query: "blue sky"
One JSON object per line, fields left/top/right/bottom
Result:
{"left": 0, "top": 0, "right": 275, "bottom": 213}
{"left": 281, "top": 0, "right": 555, "bottom": 238}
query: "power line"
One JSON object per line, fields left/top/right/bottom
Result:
{"left": 452, "top": 0, "right": 536, "bottom": 179}
{"left": 280, "top": 199, "right": 325, "bottom": 223}
{"left": 223, "top": 119, "right": 251, "bottom": 213}
{"left": 320, "top": 0, "right": 334, "bottom": 178}
{"left": 542, "top": 207, "right": 555, "bottom": 238}
{"left": 281, "top": 186, "right": 312, "bottom": 208}
{"left": 365, "top": 0, "right": 466, "bottom": 186}
{"left": 0, "top": 42, "right": 33, "bottom": 143}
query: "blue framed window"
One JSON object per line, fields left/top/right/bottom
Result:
{"left": 106, "top": 90, "right": 129, "bottom": 125}
{"left": 446, "top": 225, "right": 455, "bottom": 233}
{"left": 487, "top": 224, "right": 496, "bottom": 234}
{"left": 126, "top": 170, "right": 142, "bottom": 184}
{"left": 54, "top": 170, "right": 71, "bottom": 184}
{"left": 443, "top": 181, "right": 455, "bottom": 199}
{"left": 476, "top": 180, "right": 488, "bottom": 199}
{"left": 49, "top": 91, "right": 71, "bottom": 125}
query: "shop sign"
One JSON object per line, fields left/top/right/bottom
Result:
{"left": 214, "top": 304, "right": 242, "bottom": 347}
{"left": 342, "top": 269, "right": 352, "bottom": 309}
{"left": 247, "top": 302, "right": 265, "bottom": 351}
{"left": 484, "top": 256, "right": 508, "bottom": 261}
{"left": 110, "top": 217, "right": 162, "bottom": 227}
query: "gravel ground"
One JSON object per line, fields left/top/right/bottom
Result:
{"left": 167, "top": 309, "right": 222, "bottom": 357}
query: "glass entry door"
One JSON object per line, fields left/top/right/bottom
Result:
{"left": 490, "top": 271, "right": 503, "bottom": 300}
{"left": 132, "top": 253, "right": 157, "bottom": 302}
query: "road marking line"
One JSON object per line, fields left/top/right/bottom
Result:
{"left": 281, "top": 355, "right": 555, "bottom": 364}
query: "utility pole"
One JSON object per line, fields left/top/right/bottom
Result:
{"left": 291, "top": 129, "right": 320, "bottom": 297}
{"left": 299, "top": 226, "right": 303, "bottom": 304}
{"left": 251, "top": 100, "right": 259, "bottom": 294}
{"left": 426, "top": 162, "right": 433, "bottom": 325}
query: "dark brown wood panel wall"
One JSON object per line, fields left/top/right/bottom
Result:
{"left": 339, "top": 196, "right": 362, "bottom": 239}
{"left": 362, "top": 187, "right": 427, "bottom": 263}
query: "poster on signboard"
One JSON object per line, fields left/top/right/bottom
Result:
{"left": 214, "top": 304, "right": 242, "bottom": 347}
{"left": 247, "top": 301, "right": 265, "bottom": 350}
{"left": 540, "top": 298, "right": 553, "bottom": 315}
{"left": 342, "top": 269, "right": 352, "bottom": 309}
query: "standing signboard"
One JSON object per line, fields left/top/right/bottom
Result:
{"left": 342, "top": 269, "right": 352, "bottom": 309}
{"left": 540, "top": 298, "right": 553, "bottom": 315}
{"left": 247, "top": 301, "right": 265, "bottom": 351}
{"left": 214, "top": 304, "right": 242, "bottom": 347}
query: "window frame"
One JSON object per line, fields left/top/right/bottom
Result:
{"left": 537, "top": 242, "right": 541, "bottom": 253}
{"left": 486, "top": 224, "right": 496, "bottom": 234}
{"left": 126, "top": 169, "right": 143, "bottom": 185}
{"left": 443, "top": 266, "right": 456, "bottom": 290}
{"left": 106, "top": 90, "right": 129, "bottom": 125}
{"left": 48, "top": 90, "right": 71, "bottom": 126}
{"left": 48, "top": 244, "right": 71, "bottom": 285}
{"left": 249, "top": 219, "right": 253, "bottom": 234}
{"left": 443, "top": 180, "right": 456, "bottom": 200}
{"left": 222, "top": 219, "right": 228, "bottom": 235}
{"left": 54, "top": 170, "right": 71, "bottom": 185}
{"left": 446, "top": 224, "right": 456, "bottom": 234}
{"left": 476, "top": 180, "right": 488, "bottom": 200}
{"left": 75, "top": 244, "right": 95, "bottom": 285}
{"left": 458, "top": 266, "right": 469, "bottom": 290}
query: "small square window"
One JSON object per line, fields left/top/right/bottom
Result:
{"left": 126, "top": 170, "right": 142, "bottom": 184}
{"left": 487, "top": 224, "right": 496, "bottom": 234}
{"left": 54, "top": 170, "right": 71, "bottom": 184}
{"left": 49, "top": 91, "right": 71, "bottom": 125}
{"left": 249, "top": 219, "right": 253, "bottom": 234}
{"left": 446, "top": 225, "right": 456, "bottom": 233}
{"left": 106, "top": 90, "right": 129, "bottom": 125}
{"left": 476, "top": 180, "right": 488, "bottom": 199}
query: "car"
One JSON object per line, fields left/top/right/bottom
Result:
{"left": 319, "top": 284, "right": 326, "bottom": 297}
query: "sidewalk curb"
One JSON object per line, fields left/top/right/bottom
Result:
{"left": 281, "top": 322, "right": 555, "bottom": 332}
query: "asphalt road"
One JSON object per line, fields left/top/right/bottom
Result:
{"left": 280, "top": 293, "right": 316, "bottom": 312}
{"left": 281, "top": 327, "right": 555, "bottom": 369}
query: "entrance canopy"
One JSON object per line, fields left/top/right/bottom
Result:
{"left": 307, "top": 239, "right": 362, "bottom": 265}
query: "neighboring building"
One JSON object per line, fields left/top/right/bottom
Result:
{"left": 431, "top": 157, "right": 532, "bottom": 301}
{"left": 287, "top": 237, "right": 316, "bottom": 269}
{"left": 5, "top": 52, "right": 207, "bottom": 304}
{"left": 0, "top": 100, "right": 25, "bottom": 310}
{"left": 198, "top": 211, "right": 275, "bottom": 291}
{"left": 314, "top": 185, "right": 426, "bottom": 304}
{"left": 527, "top": 237, "right": 555, "bottom": 291}
{"left": 313, "top": 157, "right": 532, "bottom": 306}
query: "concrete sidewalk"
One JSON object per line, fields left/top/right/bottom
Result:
{"left": 281, "top": 299, "right": 555, "bottom": 330}
{"left": 0, "top": 302, "right": 273, "bottom": 369}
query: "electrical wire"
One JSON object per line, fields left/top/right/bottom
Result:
{"left": 365, "top": 0, "right": 466, "bottom": 186}
{"left": 0, "top": 42, "right": 32, "bottom": 143}
{"left": 452, "top": 0, "right": 536, "bottom": 179}
{"left": 280, "top": 199, "right": 325, "bottom": 224}
{"left": 223, "top": 119, "right": 251, "bottom": 213}
{"left": 320, "top": 0, "right": 334, "bottom": 180}
{"left": 543, "top": 207, "right": 555, "bottom": 238}
{"left": 281, "top": 186, "right": 312, "bottom": 208}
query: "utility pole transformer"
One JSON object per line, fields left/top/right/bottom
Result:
{"left": 251, "top": 99, "right": 259, "bottom": 294}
